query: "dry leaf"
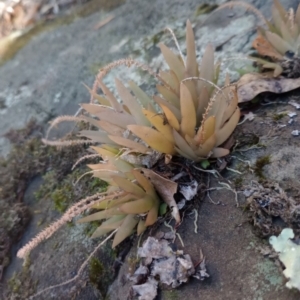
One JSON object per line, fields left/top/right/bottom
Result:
{"left": 252, "top": 34, "right": 283, "bottom": 60}
{"left": 141, "top": 168, "right": 180, "bottom": 224}
{"left": 237, "top": 73, "right": 300, "bottom": 103}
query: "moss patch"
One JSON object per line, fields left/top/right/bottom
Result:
{"left": 0, "top": 118, "right": 105, "bottom": 288}
{"left": 272, "top": 113, "right": 287, "bottom": 122}
{"left": 195, "top": 3, "right": 218, "bottom": 16}
{"left": 89, "top": 246, "right": 117, "bottom": 298}
{"left": 6, "top": 257, "right": 37, "bottom": 299}
{"left": 254, "top": 155, "right": 271, "bottom": 179}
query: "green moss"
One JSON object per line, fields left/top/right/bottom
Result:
{"left": 89, "top": 257, "right": 104, "bottom": 285}
{"left": 233, "top": 176, "right": 243, "bottom": 188}
{"left": 84, "top": 221, "right": 101, "bottom": 237}
{"left": 151, "top": 31, "right": 164, "bottom": 45}
{"left": 162, "top": 290, "right": 179, "bottom": 300}
{"left": 254, "top": 155, "right": 271, "bottom": 179}
{"left": 0, "top": 118, "right": 103, "bottom": 281}
{"left": 235, "top": 65, "right": 259, "bottom": 76}
{"left": 272, "top": 113, "right": 287, "bottom": 121}
{"left": 88, "top": 248, "right": 116, "bottom": 297}
{"left": 195, "top": 3, "right": 218, "bottom": 16}
{"left": 7, "top": 257, "right": 36, "bottom": 298}
{"left": 36, "top": 168, "right": 107, "bottom": 213}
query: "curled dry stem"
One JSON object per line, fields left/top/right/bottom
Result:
{"left": 17, "top": 191, "right": 124, "bottom": 258}
{"left": 91, "top": 58, "right": 176, "bottom": 103}
{"left": 165, "top": 27, "right": 186, "bottom": 66}
{"left": 29, "top": 229, "right": 118, "bottom": 299}
{"left": 206, "top": 1, "right": 268, "bottom": 27}
{"left": 45, "top": 115, "right": 88, "bottom": 139}
{"left": 72, "top": 153, "right": 101, "bottom": 170}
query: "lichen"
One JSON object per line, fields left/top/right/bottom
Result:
{"left": 270, "top": 228, "right": 300, "bottom": 291}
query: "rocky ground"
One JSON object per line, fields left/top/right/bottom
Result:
{"left": 1, "top": 0, "right": 300, "bottom": 299}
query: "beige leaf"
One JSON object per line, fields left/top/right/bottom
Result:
{"left": 137, "top": 219, "right": 147, "bottom": 235}
{"left": 145, "top": 200, "right": 159, "bottom": 226}
{"left": 172, "top": 129, "right": 198, "bottom": 160}
{"left": 112, "top": 214, "right": 139, "bottom": 248}
{"left": 78, "top": 130, "right": 113, "bottom": 144}
{"left": 153, "top": 95, "right": 181, "bottom": 121}
{"left": 98, "top": 120, "right": 125, "bottom": 136}
{"left": 82, "top": 83, "right": 111, "bottom": 106}
{"left": 194, "top": 116, "right": 215, "bottom": 145}
{"left": 159, "top": 104, "right": 180, "bottom": 131}
{"left": 198, "top": 44, "right": 215, "bottom": 91}
{"left": 128, "top": 125, "right": 176, "bottom": 154}
{"left": 120, "top": 196, "right": 154, "bottom": 214}
{"left": 98, "top": 80, "right": 123, "bottom": 112}
{"left": 159, "top": 43, "right": 185, "bottom": 81}
{"left": 265, "top": 31, "right": 292, "bottom": 55}
{"left": 115, "top": 78, "right": 150, "bottom": 126}
{"left": 156, "top": 84, "right": 180, "bottom": 108}
{"left": 141, "top": 168, "right": 180, "bottom": 224}
{"left": 237, "top": 73, "right": 300, "bottom": 103}
{"left": 215, "top": 108, "right": 240, "bottom": 146}
{"left": 211, "top": 147, "right": 230, "bottom": 158}
{"left": 112, "top": 176, "right": 146, "bottom": 197}
{"left": 91, "top": 215, "right": 126, "bottom": 238}
{"left": 180, "top": 83, "right": 196, "bottom": 138}
{"left": 129, "top": 80, "right": 153, "bottom": 108}
{"left": 142, "top": 108, "right": 175, "bottom": 143}
{"left": 185, "top": 20, "right": 198, "bottom": 77}
{"left": 107, "top": 135, "right": 150, "bottom": 154}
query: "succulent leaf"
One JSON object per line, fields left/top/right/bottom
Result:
{"left": 112, "top": 176, "right": 146, "bottom": 197}
{"left": 180, "top": 83, "right": 196, "bottom": 138}
{"left": 120, "top": 196, "right": 154, "bottom": 214}
{"left": 128, "top": 125, "right": 176, "bottom": 154}
{"left": 112, "top": 214, "right": 139, "bottom": 248}
{"left": 115, "top": 78, "right": 150, "bottom": 126}
{"left": 142, "top": 108, "right": 175, "bottom": 143}
{"left": 107, "top": 135, "right": 150, "bottom": 154}
{"left": 159, "top": 43, "right": 185, "bottom": 81}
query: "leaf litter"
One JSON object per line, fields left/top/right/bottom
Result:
{"left": 129, "top": 234, "right": 209, "bottom": 300}
{"left": 244, "top": 181, "right": 300, "bottom": 237}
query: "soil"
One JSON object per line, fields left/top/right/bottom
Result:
{"left": 1, "top": 0, "right": 300, "bottom": 299}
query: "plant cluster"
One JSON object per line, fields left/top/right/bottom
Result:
{"left": 253, "top": 0, "right": 300, "bottom": 77}
{"left": 217, "top": 0, "right": 300, "bottom": 77}
{"left": 17, "top": 20, "right": 240, "bottom": 256}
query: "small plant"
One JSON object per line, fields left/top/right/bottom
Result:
{"left": 252, "top": 0, "right": 300, "bottom": 77}
{"left": 215, "top": 0, "right": 300, "bottom": 77}
{"left": 17, "top": 20, "right": 240, "bottom": 258}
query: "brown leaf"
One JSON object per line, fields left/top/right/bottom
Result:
{"left": 141, "top": 169, "right": 180, "bottom": 224}
{"left": 252, "top": 34, "right": 283, "bottom": 61}
{"left": 237, "top": 73, "right": 300, "bottom": 103}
